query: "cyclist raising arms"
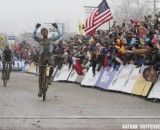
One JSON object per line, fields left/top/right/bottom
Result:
{"left": 32, "top": 23, "right": 62, "bottom": 97}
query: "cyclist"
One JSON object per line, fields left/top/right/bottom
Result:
{"left": 32, "top": 23, "right": 62, "bottom": 97}
{"left": 1, "top": 44, "right": 15, "bottom": 79}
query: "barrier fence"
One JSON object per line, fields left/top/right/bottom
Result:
{"left": 0, "top": 60, "right": 25, "bottom": 71}
{"left": 10, "top": 61, "right": 160, "bottom": 102}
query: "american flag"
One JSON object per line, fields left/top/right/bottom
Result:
{"left": 83, "top": 0, "right": 113, "bottom": 35}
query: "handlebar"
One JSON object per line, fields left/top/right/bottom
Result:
{"left": 5, "top": 62, "right": 14, "bottom": 64}
{"left": 38, "top": 64, "right": 54, "bottom": 68}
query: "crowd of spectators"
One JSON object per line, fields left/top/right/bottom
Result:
{"left": 5, "top": 12, "right": 160, "bottom": 82}
{"left": 10, "top": 41, "right": 40, "bottom": 64}
{"left": 50, "top": 13, "right": 160, "bottom": 81}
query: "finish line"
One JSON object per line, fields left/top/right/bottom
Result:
{"left": 1, "top": 116, "right": 160, "bottom": 119}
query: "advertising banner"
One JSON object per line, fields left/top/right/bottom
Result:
{"left": 53, "top": 64, "right": 72, "bottom": 81}
{"left": 68, "top": 69, "right": 79, "bottom": 82}
{"left": 96, "top": 67, "right": 119, "bottom": 90}
{"left": 28, "top": 62, "right": 36, "bottom": 74}
{"left": 108, "top": 65, "right": 134, "bottom": 91}
{"left": 22, "top": 64, "right": 30, "bottom": 73}
{"left": 76, "top": 75, "right": 85, "bottom": 83}
{"left": 81, "top": 67, "right": 101, "bottom": 87}
{"left": 0, "top": 60, "right": 25, "bottom": 71}
{"left": 121, "top": 67, "right": 140, "bottom": 93}
{"left": 142, "top": 82, "right": 152, "bottom": 97}
{"left": 148, "top": 77, "right": 160, "bottom": 99}
{"left": 131, "top": 74, "right": 147, "bottom": 95}
{"left": 8, "top": 36, "right": 15, "bottom": 47}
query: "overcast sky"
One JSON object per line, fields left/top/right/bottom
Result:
{"left": 0, "top": 0, "right": 115, "bottom": 35}
{"left": 0, "top": 0, "right": 156, "bottom": 35}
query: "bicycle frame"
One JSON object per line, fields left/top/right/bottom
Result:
{"left": 3, "top": 62, "right": 13, "bottom": 86}
{"left": 38, "top": 64, "right": 53, "bottom": 101}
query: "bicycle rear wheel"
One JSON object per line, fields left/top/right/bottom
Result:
{"left": 43, "top": 90, "right": 46, "bottom": 101}
{"left": 3, "top": 79, "right": 7, "bottom": 86}
{"left": 42, "top": 75, "right": 47, "bottom": 101}
{"left": 3, "top": 65, "right": 9, "bottom": 87}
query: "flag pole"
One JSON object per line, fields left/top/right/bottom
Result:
{"left": 109, "top": 20, "right": 111, "bottom": 32}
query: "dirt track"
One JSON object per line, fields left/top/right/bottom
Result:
{"left": 0, "top": 72, "right": 160, "bottom": 130}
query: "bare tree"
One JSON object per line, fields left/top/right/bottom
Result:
{"left": 111, "top": 0, "right": 150, "bottom": 22}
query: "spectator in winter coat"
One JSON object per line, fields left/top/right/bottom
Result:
{"left": 89, "top": 48, "right": 98, "bottom": 77}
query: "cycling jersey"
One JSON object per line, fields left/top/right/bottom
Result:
{"left": 32, "top": 28, "right": 62, "bottom": 54}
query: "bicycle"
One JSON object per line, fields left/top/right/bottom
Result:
{"left": 3, "top": 62, "right": 14, "bottom": 86}
{"left": 38, "top": 64, "right": 53, "bottom": 101}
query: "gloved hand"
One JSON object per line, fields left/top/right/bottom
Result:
{"left": 52, "top": 23, "right": 58, "bottom": 29}
{"left": 36, "top": 23, "right": 41, "bottom": 28}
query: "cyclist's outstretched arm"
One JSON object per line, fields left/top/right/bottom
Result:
{"left": 50, "top": 23, "right": 62, "bottom": 42}
{"left": 32, "top": 23, "right": 42, "bottom": 43}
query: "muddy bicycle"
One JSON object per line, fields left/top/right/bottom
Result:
{"left": 38, "top": 64, "right": 53, "bottom": 101}
{"left": 3, "top": 62, "right": 14, "bottom": 86}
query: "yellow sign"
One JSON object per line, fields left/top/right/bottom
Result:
{"left": 28, "top": 63, "right": 36, "bottom": 74}
{"left": 142, "top": 82, "right": 152, "bottom": 96}
{"left": 131, "top": 74, "right": 147, "bottom": 95}
{"left": 0, "top": 35, "right": 5, "bottom": 47}
{"left": 78, "top": 19, "right": 83, "bottom": 35}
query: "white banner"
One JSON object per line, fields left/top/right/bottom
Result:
{"left": 53, "top": 64, "right": 72, "bottom": 81}
{"left": 76, "top": 75, "right": 85, "bottom": 83}
{"left": 81, "top": 67, "right": 101, "bottom": 87}
{"left": 8, "top": 36, "right": 15, "bottom": 46}
{"left": 108, "top": 65, "right": 134, "bottom": 91}
{"left": 68, "top": 69, "right": 79, "bottom": 82}
{"left": 147, "top": 77, "right": 160, "bottom": 99}
{"left": 121, "top": 67, "right": 140, "bottom": 93}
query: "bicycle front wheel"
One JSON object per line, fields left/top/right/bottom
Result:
{"left": 3, "top": 79, "right": 7, "bottom": 86}
{"left": 3, "top": 65, "right": 9, "bottom": 86}
{"left": 42, "top": 75, "right": 47, "bottom": 101}
{"left": 43, "top": 90, "right": 46, "bottom": 101}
